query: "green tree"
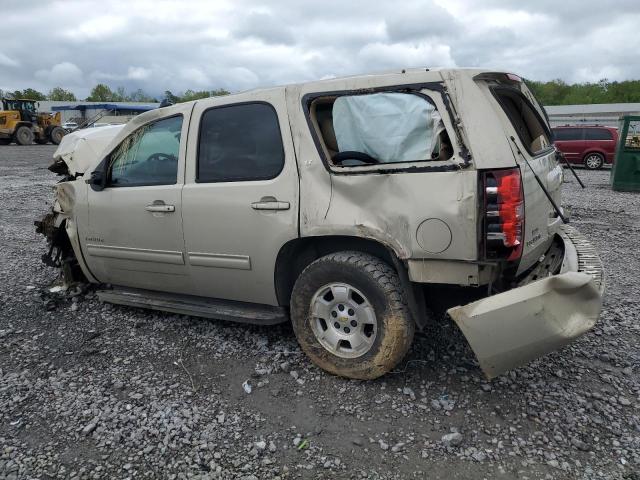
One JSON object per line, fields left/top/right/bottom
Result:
{"left": 128, "top": 88, "right": 156, "bottom": 102}
{"left": 86, "top": 84, "right": 115, "bottom": 102}
{"left": 7, "top": 88, "right": 47, "bottom": 100}
{"left": 48, "top": 87, "right": 77, "bottom": 101}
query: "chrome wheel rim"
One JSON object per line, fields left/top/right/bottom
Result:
{"left": 585, "top": 154, "right": 602, "bottom": 169}
{"left": 309, "top": 283, "right": 377, "bottom": 358}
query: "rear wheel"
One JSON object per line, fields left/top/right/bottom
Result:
{"left": 290, "top": 251, "right": 414, "bottom": 380}
{"left": 14, "top": 126, "right": 34, "bottom": 146}
{"left": 49, "top": 126, "right": 65, "bottom": 145}
{"left": 584, "top": 152, "right": 604, "bottom": 170}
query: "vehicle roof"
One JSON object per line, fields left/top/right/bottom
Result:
{"left": 176, "top": 67, "right": 502, "bottom": 106}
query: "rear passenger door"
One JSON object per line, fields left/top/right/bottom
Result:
{"left": 182, "top": 91, "right": 299, "bottom": 305}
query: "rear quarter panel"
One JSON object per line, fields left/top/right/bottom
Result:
{"left": 286, "top": 80, "right": 479, "bottom": 262}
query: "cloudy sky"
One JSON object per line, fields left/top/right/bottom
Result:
{"left": 1, "top": 0, "right": 639, "bottom": 98}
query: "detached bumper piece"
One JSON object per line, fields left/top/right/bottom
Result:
{"left": 448, "top": 225, "right": 604, "bottom": 379}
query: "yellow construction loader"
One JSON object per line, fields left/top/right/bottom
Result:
{"left": 0, "top": 99, "right": 66, "bottom": 145}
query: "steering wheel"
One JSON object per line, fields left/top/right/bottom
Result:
{"left": 332, "top": 151, "right": 380, "bottom": 165}
{"left": 147, "top": 152, "right": 177, "bottom": 163}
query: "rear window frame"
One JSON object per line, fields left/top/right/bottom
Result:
{"left": 301, "top": 81, "right": 472, "bottom": 176}
{"left": 491, "top": 86, "right": 554, "bottom": 158}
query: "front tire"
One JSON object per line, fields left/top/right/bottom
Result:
{"left": 584, "top": 152, "right": 604, "bottom": 170}
{"left": 14, "top": 126, "right": 34, "bottom": 145}
{"left": 290, "top": 251, "right": 414, "bottom": 380}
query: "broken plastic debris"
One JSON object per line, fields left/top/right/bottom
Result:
{"left": 49, "top": 285, "right": 67, "bottom": 293}
{"left": 242, "top": 380, "right": 252, "bottom": 394}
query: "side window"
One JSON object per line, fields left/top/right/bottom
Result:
{"left": 197, "top": 103, "right": 284, "bottom": 182}
{"left": 553, "top": 128, "right": 582, "bottom": 141}
{"left": 494, "top": 89, "right": 551, "bottom": 155}
{"left": 309, "top": 92, "right": 449, "bottom": 167}
{"left": 108, "top": 116, "right": 182, "bottom": 186}
{"left": 585, "top": 128, "right": 613, "bottom": 141}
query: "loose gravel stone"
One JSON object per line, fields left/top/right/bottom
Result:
{"left": 1, "top": 147, "right": 639, "bottom": 479}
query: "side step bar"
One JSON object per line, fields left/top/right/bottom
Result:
{"left": 97, "top": 287, "right": 289, "bottom": 325}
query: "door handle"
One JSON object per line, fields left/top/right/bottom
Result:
{"left": 251, "top": 197, "right": 290, "bottom": 211}
{"left": 145, "top": 203, "right": 175, "bottom": 213}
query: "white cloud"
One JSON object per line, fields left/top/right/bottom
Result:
{"left": 35, "top": 62, "right": 84, "bottom": 86}
{"left": 0, "top": 52, "right": 19, "bottom": 67}
{"left": 0, "top": 0, "right": 638, "bottom": 97}
{"left": 127, "top": 66, "right": 152, "bottom": 80}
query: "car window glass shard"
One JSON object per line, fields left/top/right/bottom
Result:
{"left": 109, "top": 115, "right": 182, "bottom": 186}
{"left": 332, "top": 93, "right": 441, "bottom": 164}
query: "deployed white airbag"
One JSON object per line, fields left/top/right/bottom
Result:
{"left": 333, "top": 93, "right": 440, "bottom": 163}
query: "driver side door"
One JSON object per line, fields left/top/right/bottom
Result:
{"left": 83, "top": 113, "right": 192, "bottom": 294}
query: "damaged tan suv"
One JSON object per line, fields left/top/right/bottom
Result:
{"left": 37, "top": 68, "right": 604, "bottom": 380}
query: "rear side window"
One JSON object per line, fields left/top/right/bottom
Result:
{"left": 309, "top": 92, "right": 451, "bottom": 167}
{"left": 108, "top": 115, "right": 182, "bottom": 186}
{"left": 553, "top": 128, "right": 582, "bottom": 141}
{"left": 494, "top": 88, "right": 551, "bottom": 155}
{"left": 585, "top": 128, "right": 613, "bottom": 140}
{"left": 197, "top": 103, "right": 284, "bottom": 182}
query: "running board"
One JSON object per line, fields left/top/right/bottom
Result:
{"left": 97, "top": 287, "right": 289, "bottom": 325}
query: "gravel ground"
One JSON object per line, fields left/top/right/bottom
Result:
{"left": 1, "top": 145, "right": 639, "bottom": 480}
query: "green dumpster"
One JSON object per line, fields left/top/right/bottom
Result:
{"left": 611, "top": 115, "right": 640, "bottom": 192}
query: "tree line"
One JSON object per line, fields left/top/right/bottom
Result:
{"left": 525, "top": 79, "right": 640, "bottom": 105}
{"left": 0, "top": 84, "right": 229, "bottom": 103}
{"left": 3, "top": 79, "right": 640, "bottom": 106}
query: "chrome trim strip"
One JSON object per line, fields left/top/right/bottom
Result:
{"left": 188, "top": 252, "right": 251, "bottom": 270}
{"left": 86, "top": 244, "right": 185, "bottom": 265}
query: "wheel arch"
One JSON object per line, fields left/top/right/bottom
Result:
{"left": 14, "top": 121, "right": 35, "bottom": 132}
{"left": 582, "top": 149, "right": 606, "bottom": 161}
{"left": 274, "top": 235, "right": 428, "bottom": 329}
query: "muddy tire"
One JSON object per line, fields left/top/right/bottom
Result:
{"left": 14, "top": 126, "right": 34, "bottom": 145}
{"left": 290, "top": 251, "right": 414, "bottom": 380}
{"left": 49, "top": 126, "right": 65, "bottom": 145}
{"left": 584, "top": 152, "right": 604, "bottom": 170}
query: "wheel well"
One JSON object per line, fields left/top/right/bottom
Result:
{"left": 583, "top": 150, "right": 605, "bottom": 161}
{"left": 14, "top": 122, "right": 34, "bottom": 132}
{"left": 275, "top": 236, "right": 395, "bottom": 307}
{"left": 274, "top": 236, "right": 429, "bottom": 329}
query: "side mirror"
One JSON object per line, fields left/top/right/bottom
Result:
{"left": 86, "top": 169, "right": 105, "bottom": 191}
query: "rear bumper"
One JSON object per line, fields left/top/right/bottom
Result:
{"left": 448, "top": 225, "right": 604, "bottom": 379}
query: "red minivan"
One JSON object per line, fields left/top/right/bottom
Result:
{"left": 552, "top": 125, "right": 618, "bottom": 169}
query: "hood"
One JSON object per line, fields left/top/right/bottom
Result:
{"left": 49, "top": 125, "right": 125, "bottom": 177}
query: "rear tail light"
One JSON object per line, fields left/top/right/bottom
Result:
{"left": 483, "top": 168, "right": 524, "bottom": 261}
